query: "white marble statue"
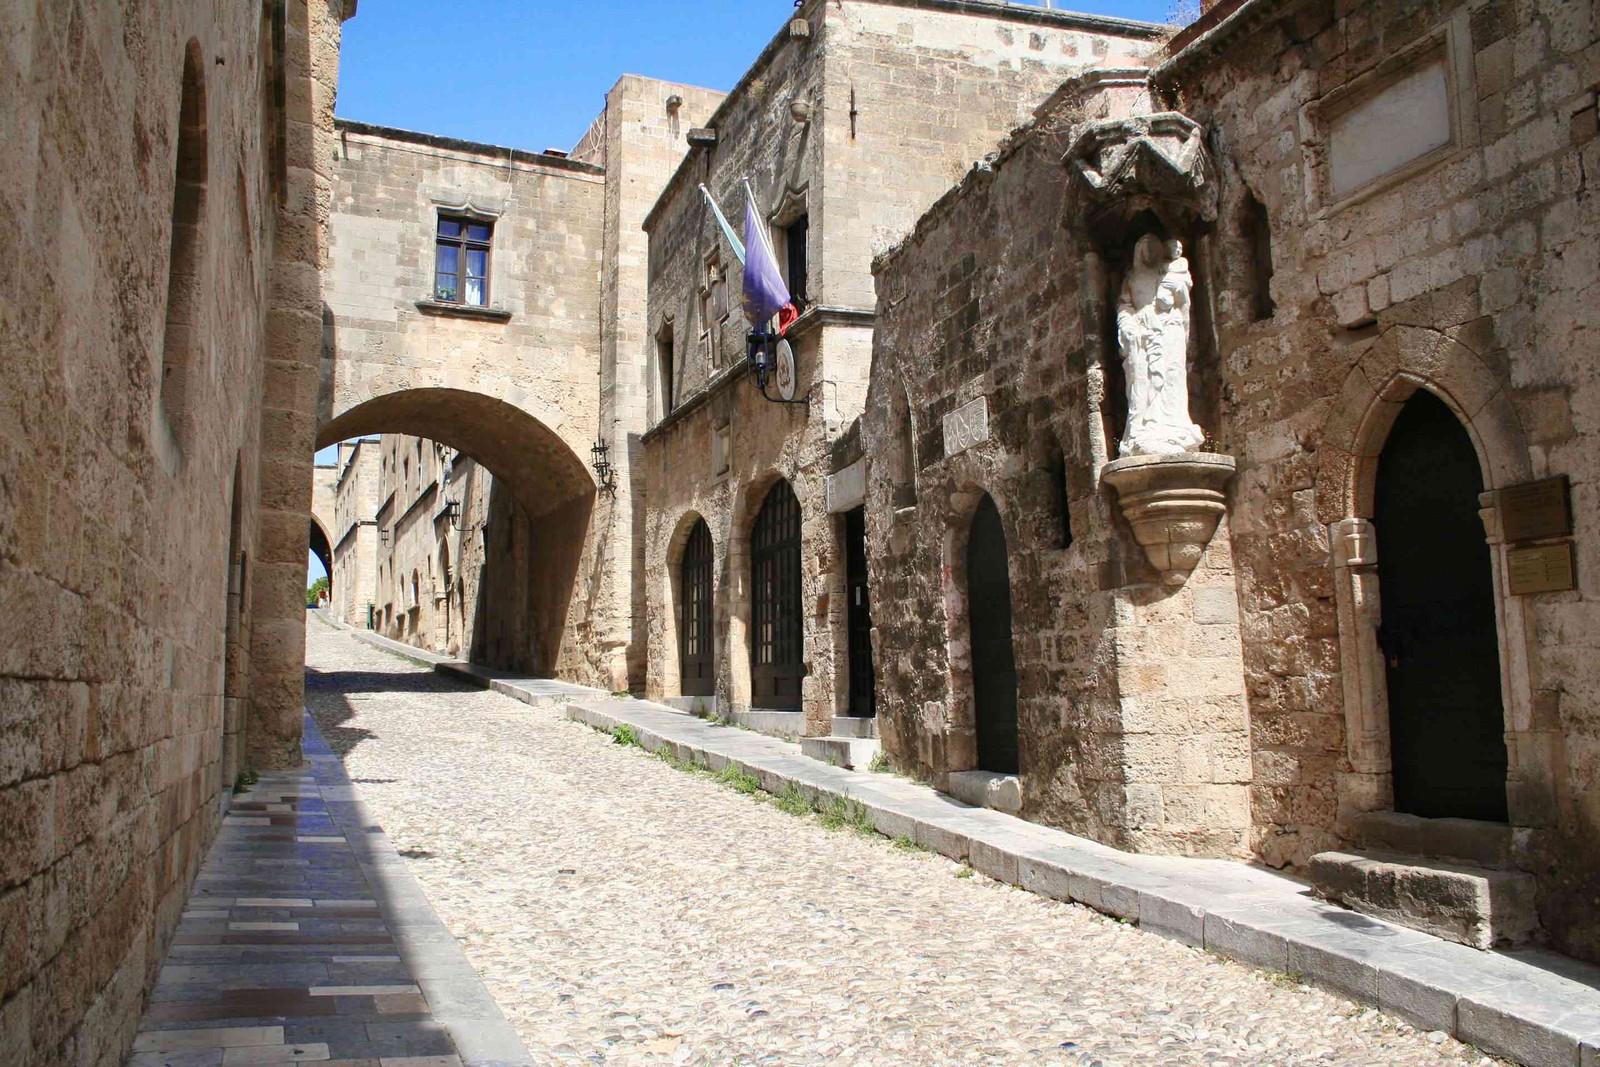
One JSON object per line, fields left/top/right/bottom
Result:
{"left": 1116, "top": 234, "right": 1205, "bottom": 457}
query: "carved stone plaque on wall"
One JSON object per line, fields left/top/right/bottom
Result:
{"left": 943, "top": 396, "right": 989, "bottom": 458}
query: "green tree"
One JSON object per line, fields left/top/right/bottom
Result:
{"left": 306, "top": 576, "right": 329, "bottom": 607}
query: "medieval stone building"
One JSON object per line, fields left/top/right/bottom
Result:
{"left": 637, "top": 0, "right": 1166, "bottom": 755}
{"left": 863, "top": 0, "right": 1600, "bottom": 959}
{"left": 0, "top": 1, "right": 351, "bottom": 1064}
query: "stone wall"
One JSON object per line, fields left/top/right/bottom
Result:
{"left": 0, "top": 1, "right": 347, "bottom": 1064}
{"left": 866, "top": 0, "right": 1600, "bottom": 949}
{"left": 331, "top": 438, "right": 380, "bottom": 626}
{"left": 637, "top": 0, "right": 1163, "bottom": 733}
{"left": 1157, "top": 0, "right": 1600, "bottom": 954}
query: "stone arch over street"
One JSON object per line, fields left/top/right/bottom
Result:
{"left": 316, "top": 387, "right": 599, "bottom": 676}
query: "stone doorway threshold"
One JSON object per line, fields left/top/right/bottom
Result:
{"left": 314, "top": 618, "right": 1600, "bottom": 1067}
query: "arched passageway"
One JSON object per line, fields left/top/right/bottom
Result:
{"left": 315, "top": 388, "right": 598, "bottom": 677}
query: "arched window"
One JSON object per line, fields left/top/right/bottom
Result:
{"left": 750, "top": 480, "right": 802, "bottom": 709}
{"left": 157, "top": 41, "right": 208, "bottom": 460}
{"left": 967, "top": 495, "right": 1018, "bottom": 774}
{"left": 678, "top": 519, "right": 714, "bottom": 697}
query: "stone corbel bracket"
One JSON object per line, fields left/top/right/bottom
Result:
{"left": 1101, "top": 452, "right": 1237, "bottom": 585}
{"left": 1063, "top": 112, "right": 1218, "bottom": 232}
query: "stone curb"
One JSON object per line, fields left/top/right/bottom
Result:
{"left": 533, "top": 695, "right": 1600, "bottom": 1067}
{"left": 301, "top": 712, "right": 533, "bottom": 1067}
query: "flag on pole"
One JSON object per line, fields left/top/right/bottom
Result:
{"left": 699, "top": 184, "right": 745, "bottom": 265}
{"left": 741, "top": 178, "right": 797, "bottom": 335}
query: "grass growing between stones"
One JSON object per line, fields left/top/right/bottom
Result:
{"left": 611, "top": 723, "right": 642, "bottom": 748}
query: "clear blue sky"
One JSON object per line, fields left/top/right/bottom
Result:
{"left": 337, "top": 0, "right": 1176, "bottom": 154}
{"left": 310, "top": 0, "right": 1174, "bottom": 584}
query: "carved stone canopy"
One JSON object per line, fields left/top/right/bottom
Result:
{"left": 1063, "top": 112, "right": 1217, "bottom": 235}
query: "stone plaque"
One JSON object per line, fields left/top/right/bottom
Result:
{"left": 1507, "top": 543, "right": 1576, "bottom": 596}
{"left": 1498, "top": 476, "right": 1571, "bottom": 543}
{"left": 943, "top": 396, "right": 990, "bottom": 458}
{"left": 1328, "top": 59, "right": 1452, "bottom": 198}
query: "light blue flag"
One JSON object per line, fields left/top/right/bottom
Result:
{"left": 699, "top": 185, "right": 745, "bottom": 265}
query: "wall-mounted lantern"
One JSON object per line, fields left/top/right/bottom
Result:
{"left": 747, "top": 330, "right": 810, "bottom": 408}
{"left": 591, "top": 438, "right": 617, "bottom": 494}
{"left": 441, "top": 498, "right": 462, "bottom": 529}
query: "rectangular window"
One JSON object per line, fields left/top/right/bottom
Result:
{"left": 784, "top": 214, "right": 809, "bottom": 307}
{"left": 435, "top": 215, "right": 492, "bottom": 306}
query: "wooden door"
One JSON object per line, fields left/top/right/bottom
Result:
{"left": 751, "top": 481, "right": 803, "bottom": 709}
{"left": 1375, "top": 391, "right": 1508, "bottom": 821}
{"left": 968, "top": 495, "right": 1018, "bottom": 774}
{"left": 845, "top": 507, "right": 875, "bottom": 717}
{"left": 678, "top": 519, "right": 715, "bottom": 697}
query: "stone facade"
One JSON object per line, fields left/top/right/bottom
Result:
{"left": 638, "top": 0, "right": 1164, "bottom": 737}
{"left": 865, "top": 0, "right": 1600, "bottom": 959}
{"left": 0, "top": 1, "right": 349, "bottom": 1064}
{"left": 330, "top": 437, "right": 381, "bottom": 626}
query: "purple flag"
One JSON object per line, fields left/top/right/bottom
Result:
{"left": 742, "top": 183, "right": 795, "bottom": 333}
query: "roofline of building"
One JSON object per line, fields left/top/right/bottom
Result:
{"left": 333, "top": 118, "right": 606, "bottom": 176}
{"left": 642, "top": 0, "right": 1169, "bottom": 234}
{"left": 1153, "top": 0, "right": 1295, "bottom": 87}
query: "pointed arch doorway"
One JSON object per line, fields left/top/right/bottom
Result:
{"left": 1374, "top": 390, "right": 1508, "bottom": 822}
{"left": 678, "top": 518, "right": 715, "bottom": 697}
{"left": 968, "top": 494, "right": 1018, "bottom": 775}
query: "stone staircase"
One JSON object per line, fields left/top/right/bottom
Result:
{"left": 1309, "top": 813, "right": 1539, "bottom": 950}
{"left": 799, "top": 716, "right": 880, "bottom": 769}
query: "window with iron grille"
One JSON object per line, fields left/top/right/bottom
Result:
{"left": 434, "top": 215, "right": 492, "bottom": 306}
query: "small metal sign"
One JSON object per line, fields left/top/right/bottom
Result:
{"left": 1498, "top": 476, "right": 1571, "bottom": 543}
{"left": 1507, "top": 542, "right": 1576, "bottom": 596}
{"left": 943, "top": 396, "right": 990, "bottom": 457}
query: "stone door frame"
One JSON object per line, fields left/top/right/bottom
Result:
{"left": 662, "top": 510, "right": 717, "bottom": 701}
{"left": 939, "top": 479, "right": 1022, "bottom": 780}
{"left": 1322, "top": 325, "right": 1554, "bottom": 840}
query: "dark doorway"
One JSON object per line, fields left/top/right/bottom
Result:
{"left": 967, "top": 495, "right": 1018, "bottom": 774}
{"left": 844, "top": 507, "right": 875, "bottom": 717}
{"left": 751, "top": 480, "right": 803, "bottom": 709}
{"left": 679, "top": 518, "right": 715, "bottom": 697}
{"left": 1375, "top": 390, "right": 1508, "bottom": 822}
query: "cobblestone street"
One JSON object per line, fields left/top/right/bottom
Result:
{"left": 305, "top": 622, "right": 1493, "bottom": 1067}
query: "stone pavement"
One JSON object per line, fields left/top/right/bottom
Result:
{"left": 299, "top": 619, "right": 1518, "bottom": 1066}
{"left": 124, "top": 703, "right": 529, "bottom": 1067}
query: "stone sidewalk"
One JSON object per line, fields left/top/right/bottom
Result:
{"left": 125, "top": 709, "right": 529, "bottom": 1067}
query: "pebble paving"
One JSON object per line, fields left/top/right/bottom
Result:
{"left": 305, "top": 623, "right": 1499, "bottom": 1067}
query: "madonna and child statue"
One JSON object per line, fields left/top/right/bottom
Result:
{"left": 1100, "top": 232, "right": 1235, "bottom": 585}
{"left": 1116, "top": 233, "right": 1204, "bottom": 457}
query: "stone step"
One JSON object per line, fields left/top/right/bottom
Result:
{"left": 799, "top": 736, "right": 880, "bottom": 770}
{"left": 831, "top": 715, "right": 879, "bottom": 739}
{"left": 946, "top": 770, "right": 1022, "bottom": 815}
{"left": 1349, "top": 811, "right": 1517, "bottom": 868}
{"left": 720, "top": 707, "right": 805, "bottom": 739}
{"left": 1309, "top": 850, "right": 1539, "bottom": 950}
